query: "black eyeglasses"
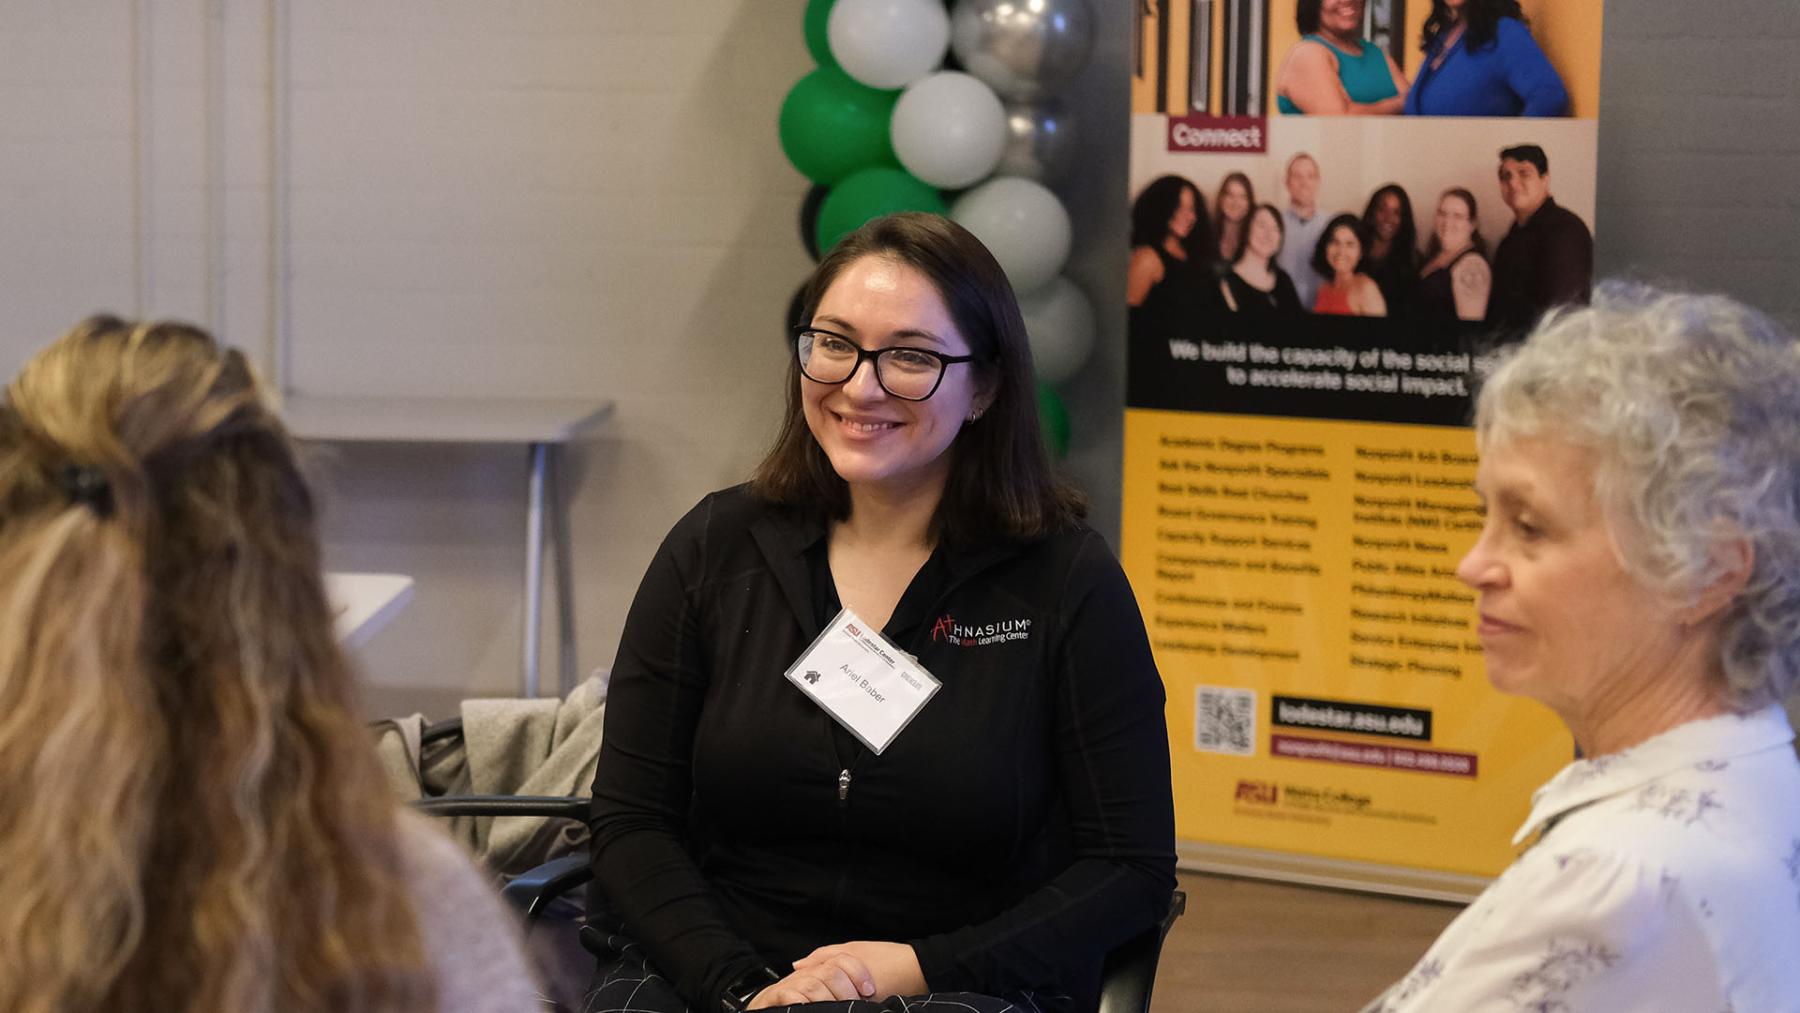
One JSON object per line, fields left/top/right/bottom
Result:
{"left": 793, "top": 327, "right": 985, "bottom": 402}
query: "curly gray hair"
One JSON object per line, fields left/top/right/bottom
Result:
{"left": 1474, "top": 281, "right": 1800, "bottom": 708}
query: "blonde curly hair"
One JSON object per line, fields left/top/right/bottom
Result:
{"left": 0, "top": 317, "right": 435, "bottom": 1012}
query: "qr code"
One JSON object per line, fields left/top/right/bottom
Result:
{"left": 1195, "top": 685, "right": 1256, "bottom": 755}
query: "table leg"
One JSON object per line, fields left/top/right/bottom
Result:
{"left": 523, "top": 441, "right": 547, "bottom": 697}
{"left": 548, "top": 444, "right": 577, "bottom": 694}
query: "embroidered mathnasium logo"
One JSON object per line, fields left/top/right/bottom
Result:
{"left": 930, "top": 613, "right": 1031, "bottom": 647}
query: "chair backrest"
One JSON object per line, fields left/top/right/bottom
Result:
{"left": 1096, "top": 890, "right": 1187, "bottom": 1013}
{"left": 414, "top": 793, "right": 593, "bottom": 1009}
{"left": 411, "top": 795, "right": 591, "bottom": 921}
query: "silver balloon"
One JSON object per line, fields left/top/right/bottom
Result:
{"left": 996, "top": 97, "right": 1077, "bottom": 184}
{"left": 950, "top": 0, "right": 1097, "bottom": 102}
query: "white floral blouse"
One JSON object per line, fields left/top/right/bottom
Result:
{"left": 1363, "top": 706, "right": 1800, "bottom": 1013}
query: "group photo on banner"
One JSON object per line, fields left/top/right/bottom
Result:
{"left": 1121, "top": 0, "right": 1605, "bottom": 890}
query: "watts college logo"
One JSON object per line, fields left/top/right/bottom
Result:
{"left": 930, "top": 613, "right": 1032, "bottom": 647}
{"left": 1234, "top": 780, "right": 1279, "bottom": 805}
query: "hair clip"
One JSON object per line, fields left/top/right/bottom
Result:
{"left": 59, "top": 464, "right": 114, "bottom": 519}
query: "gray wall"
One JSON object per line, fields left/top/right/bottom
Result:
{"left": 1592, "top": 1, "right": 1800, "bottom": 322}
{"left": 1, "top": 0, "right": 1793, "bottom": 711}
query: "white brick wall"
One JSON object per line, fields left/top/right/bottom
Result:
{"left": 1, "top": 0, "right": 1794, "bottom": 710}
{"left": 0, "top": 1, "right": 809, "bottom": 708}
{"left": 0, "top": 0, "right": 139, "bottom": 364}
{"left": 288, "top": 2, "right": 810, "bottom": 706}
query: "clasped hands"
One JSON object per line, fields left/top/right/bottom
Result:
{"left": 745, "top": 940, "right": 926, "bottom": 1009}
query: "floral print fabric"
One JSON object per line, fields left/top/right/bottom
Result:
{"left": 1364, "top": 707, "right": 1800, "bottom": 1013}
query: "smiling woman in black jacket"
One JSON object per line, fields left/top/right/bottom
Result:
{"left": 584, "top": 213, "right": 1175, "bottom": 1013}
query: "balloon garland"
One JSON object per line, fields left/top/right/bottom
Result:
{"left": 780, "top": 0, "right": 1098, "bottom": 458}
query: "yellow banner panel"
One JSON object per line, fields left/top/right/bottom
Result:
{"left": 1124, "top": 409, "right": 1570, "bottom": 877}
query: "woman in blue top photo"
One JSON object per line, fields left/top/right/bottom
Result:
{"left": 1276, "top": 0, "right": 1408, "bottom": 115}
{"left": 1404, "top": 0, "right": 1569, "bottom": 117}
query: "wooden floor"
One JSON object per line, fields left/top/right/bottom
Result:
{"left": 1149, "top": 872, "right": 1462, "bottom": 1013}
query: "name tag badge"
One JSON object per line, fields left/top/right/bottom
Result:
{"left": 785, "top": 607, "right": 942, "bottom": 754}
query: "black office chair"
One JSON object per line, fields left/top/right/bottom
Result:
{"left": 413, "top": 795, "right": 591, "bottom": 924}
{"left": 1097, "top": 889, "right": 1186, "bottom": 1013}
{"left": 416, "top": 792, "right": 1185, "bottom": 1013}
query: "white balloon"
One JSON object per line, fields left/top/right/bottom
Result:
{"left": 891, "top": 72, "right": 1007, "bottom": 189}
{"left": 950, "top": 176, "right": 1071, "bottom": 295}
{"left": 827, "top": 0, "right": 951, "bottom": 90}
{"left": 1019, "top": 276, "right": 1096, "bottom": 385}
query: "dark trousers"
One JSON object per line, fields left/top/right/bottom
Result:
{"left": 580, "top": 927, "right": 1074, "bottom": 1013}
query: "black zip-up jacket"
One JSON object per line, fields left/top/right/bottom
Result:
{"left": 588, "top": 486, "right": 1177, "bottom": 1012}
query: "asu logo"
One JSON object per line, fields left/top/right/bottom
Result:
{"left": 846, "top": 622, "right": 862, "bottom": 637}
{"left": 1233, "top": 779, "right": 1278, "bottom": 805}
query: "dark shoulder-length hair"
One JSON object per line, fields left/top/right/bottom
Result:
{"left": 750, "top": 212, "right": 1085, "bottom": 545}
{"left": 1310, "top": 213, "right": 1366, "bottom": 279}
{"left": 1360, "top": 183, "right": 1419, "bottom": 272}
{"left": 1131, "top": 174, "right": 1211, "bottom": 260}
{"left": 1421, "top": 0, "right": 1526, "bottom": 53}
{"left": 1295, "top": 0, "right": 1324, "bottom": 35}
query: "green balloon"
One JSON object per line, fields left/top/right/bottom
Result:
{"left": 778, "top": 66, "right": 898, "bottom": 185}
{"left": 813, "top": 167, "right": 946, "bottom": 255}
{"left": 1037, "top": 383, "right": 1071, "bottom": 459}
{"left": 804, "top": 0, "right": 838, "bottom": 67}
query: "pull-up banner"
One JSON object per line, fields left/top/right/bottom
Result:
{"left": 1126, "top": 0, "right": 1604, "bottom": 894}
